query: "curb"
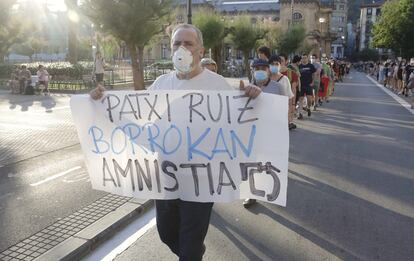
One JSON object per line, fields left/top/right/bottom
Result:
{"left": 34, "top": 199, "right": 154, "bottom": 261}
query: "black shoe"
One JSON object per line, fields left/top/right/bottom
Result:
{"left": 289, "top": 123, "right": 297, "bottom": 130}
{"left": 298, "top": 113, "right": 304, "bottom": 120}
{"left": 318, "top": 100, "right": 323, "bottom": 106}
{"left": 243, "top": 198, "right": 257, "bottom": 208}
{"left": 307, "top": 108, "right": 311, "bottom": 117}
{"left": 326, "top": 100, "right": 330, "bottom": 103}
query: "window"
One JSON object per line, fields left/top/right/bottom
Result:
{"left": 376, "top": 8, "right": 381, "bottom": 16}
{"left": 367, "top": 8, "right": 372, "bottom": 15}
{"left": 293, "top": 12, "right": 303, "bottom": 20}
{"left": 333, "top": 4, "right": 337, "bottom": 10}
{"left": 338, "top": 27, "right": 344, "bottom": 32}
{"left": 339, "top": 4, "right": 344, "bottom": 10}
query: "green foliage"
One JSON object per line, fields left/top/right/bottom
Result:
{"left": 0, "top": 0, "right": 26, "bottom": 62}
{"left": 350, "top": 48, "right": 379, "bottom": 62}
{"left": 77, "top": 38, "right": 93, "bottom": 61}
{"left": 0, "top": 62, "right": 94, "bottom": 79}
{"left": 278, "top": 25, "right": 306, "bottom": 55}
{"left": 257, "top": 23, "right": 282, "bottom": 51}
{"left": 98, "top": 34, "right": 120, "bottom": 61}
{"left": 372, "top": 0, "right": 414, "bottom": 58}
{"left": 12, "top": 38, "right": 48, "bottom": 61}
{"left": 193, "top": 10, "right": 225, "bottom": 50}
{"left": 81, "top": 0, "right": 172, "bottom": 89}
{"left": 228, "top": 15, "right": 265, "bottom": 79}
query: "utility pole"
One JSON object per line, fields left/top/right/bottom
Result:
{"left": 187, "top": 0, "right": 192, "bottom": 24}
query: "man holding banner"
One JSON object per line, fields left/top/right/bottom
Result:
{"left": 89, "top": 23, "right": 265, "bottom": 261}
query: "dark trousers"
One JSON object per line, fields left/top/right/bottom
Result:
{"left": 156, "top": 199, "right": 214, "bottom": 261}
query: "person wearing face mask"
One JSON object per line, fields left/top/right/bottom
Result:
{"left": 310, "top": 54, "right": 322, "bottom": 111}
{"left": 90, "top": 23, "right": 262, "bottom": 261}
{"left": 298, "top": 54, "right": 316, "bottom": 118}
{"left": 242, "top": 58, "right": 293, "bottom": 208}
{"left": 268, "top": 55, "right": 295, "bottom": 129}
{"left": 279, "top": 53, "right": 299, "bottom": 130}
{"left": 404, "top": 58, "right": 414, "bottom": 98}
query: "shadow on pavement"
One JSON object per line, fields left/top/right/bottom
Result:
{"left": 4, "top": 93, "right": 57, "bottom": 112}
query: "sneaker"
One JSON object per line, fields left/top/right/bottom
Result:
{"left": 243, "top": 198, "right": 256, "bottom": 208}
{"left": 298, "top": 113, "right": 304, "bottom": 120}
{"left": 307, "top": 108, "right": 311, "bottom": 117}
{"left": 313, "top": 106, "right": 317, "bottom": 111}
{"left": 289, "top": 123, "right": 297, "bottom": 129}
{"left": 318, "top": 100, "right": 323, "bottom": 106}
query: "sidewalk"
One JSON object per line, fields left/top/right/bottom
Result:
{"left": 0, "top": 77, "right": 246, "bottom": 260}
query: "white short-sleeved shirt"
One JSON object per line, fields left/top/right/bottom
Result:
{"left": 148, "top": 69, "right": 233, "bottom": 91}
{"left": 262, "top": 76, "right": 294, "bottom": 99}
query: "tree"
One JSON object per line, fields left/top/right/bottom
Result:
{"left": 97, "top": 34, "right": 120, "bottom": 63}
{"left": 0, "top": 0, "right": 25, "bottom": 62}
{"left": 12, "top": 38, "right": 47, "bottom": 61}
{"left": 372, "top": 0, "right": 414, "bottom": 58}
{"left": 82, "top": 0, "right": 172, "bottom": 90}
{"left": 257, "top": 22, "right": 282, "bottom": 51}
{"left": 65, "top": 0, "right": 79, "bottom": 64}
{"left": 278, "top": 25, "right": 306, "bottom": 56}
{"left": 193, "top": 10, "right": 226, "bottom": 73}
{"left": 228, "top": 16, "right": 265, "bottom": 80}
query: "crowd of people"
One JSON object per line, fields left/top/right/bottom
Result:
{"left": 363, "top": 59, "right": 414, "bottom": 109}
{"left": 9, "top": 64, "right": 50, "bottom": 95}
{"left": 242, "top": 46, "right": 349, "bottom": 133}
{"left": 89, "top": 23, "right": 354, "bottom": 261}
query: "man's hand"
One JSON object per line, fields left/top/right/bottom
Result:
{"left": 239, "top": 80, "right": 262, "bottom": 98}
{"left": 89, "top": 84, "right": 106, "bottom": 100}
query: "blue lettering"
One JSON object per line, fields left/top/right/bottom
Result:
{"left": 211, "top": 128, "right": 233, "bottom": 160}
{"left": 163, "top": 125, "right": 182, "bottom": 155}
{"left": 89, "top": 126, "right": 109, "bottom": 154}
{"left": 111, "top": 127, "right": 127, "bottom": 154}
{"left": 123, "top": 123, "right": 141, "bottom": 155}
{"left": 143, "top": 123, "right": 165, "bottom": 153}
{"left": 186, "top": 127, "right": 211, "bottom": 160}
{"left": 231, "top": 124, "right": 256, "bottom": 158}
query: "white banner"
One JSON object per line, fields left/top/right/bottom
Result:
{"left": 70, "top": 90, "right": 289, "bottom": 206}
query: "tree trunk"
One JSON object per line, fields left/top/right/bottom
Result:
{"left": 128, "top": 43, "right": 145, "bottom": 90}
{"left": 243, "top": 50, "right": 251, "bottom": 82}
{"left": 213, "top": 45, "right": 222, "bottom": 74}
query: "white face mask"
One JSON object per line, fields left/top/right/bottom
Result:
{"left": 310, "top": 58, "right": 315, "bottom": 64}
{"left": 172, "top": 46, "right": 194, "bottom": 74}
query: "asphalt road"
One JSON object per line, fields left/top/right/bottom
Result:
{"left": 114, "top": 71, "right": 414, "bottom": 261}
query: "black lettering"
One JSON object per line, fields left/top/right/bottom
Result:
{"left": 161, "top": 161, "right": 179, "bottom": 192}
{"left": 154, "top": 159, "right": 161, "bottom": 193}
{"left": 233, "top": 95, "right": 258, "bottom": 124}
{"left": 183, "top": 93, "right": 206, "bottom": 123}
{"left": 134, "top": 159, "right": 152, "bottom": 191}
{"left": 129, "top": 93, "right": 149, "bottom": 119}
{"left": 102, "top": 94, "right": 120, "bottom": 123}
{"left": 145, "top": 94, "right": 162, "bottom": 121}
{"left": 112, "top": 158, "right": 134, "bottom": 190}
{"left": 207, "top": 94, "right": 223, "bottom": 122}
{"left": 103, "top": 157, "right": 117, "bottom": 187}
{"left": 119, "top": 95, "right": 138, "bottom": 121}
{"left": 264, "top": 162, "right": 281, "bottom": 201}
{"left": 180, "top": 163, "right": 207, "bottom": 197}
{"left": 249, "top": 168, "right": 265, "bottom": 197}
{"left": 166, "top": 93, "right": 171, "bottom": 122}
{"left": 217, "top": 162, "right": 236, "bottom": 194}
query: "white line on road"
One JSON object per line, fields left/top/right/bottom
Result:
{"left": 82, "top": 208, "right": 156, "bottom": 261}
{"left": 366, "top": 75, "right": 414, "bottom": 115}
{"left": 337, "top": 83, "right": 376, "bottom": 86}
{"left": 30, "top": 166, "right": 82, "bottom": 186}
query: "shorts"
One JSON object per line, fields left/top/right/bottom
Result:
{"left": 313, "top": 81, "right": 320, "bottom": 94}
{"left": 300, "top": 85, "right": 313, "bottom": 97}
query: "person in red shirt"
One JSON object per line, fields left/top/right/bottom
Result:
{"left": 280, "top": 54, "right": 298, "bottom": 130}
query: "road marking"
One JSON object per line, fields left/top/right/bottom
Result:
{"left": 30, "top": 166, "right": 82, "bottom": 186}
{"left": 83, "top": 208, "right": 156, "bottom": 261}
{"left": 337, "top": 83, "right": 375, "bottom": 86}
{"left": 366, "top": 75, "right": 414, "bottom": 115}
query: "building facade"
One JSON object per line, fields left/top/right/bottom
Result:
{"left": 358, "top": 1, "right": 384, "bottom": 51}
{"left": 330, "top": 0, "right": 348, "bottom": 58}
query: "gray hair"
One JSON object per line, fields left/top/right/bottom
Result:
{"left": 171, "top": 23, "right": 204, "bottom": 46}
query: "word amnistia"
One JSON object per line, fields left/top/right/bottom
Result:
{"left": 102, "top": 157, "right": 281, "bottom": 201}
